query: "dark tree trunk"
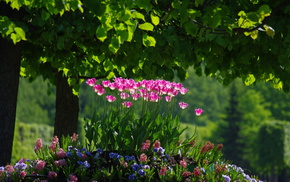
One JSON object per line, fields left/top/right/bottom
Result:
{"left": 0, "top": 37, "right": 23, "bottom": 165}
{"left": 54, "top": 72, "right": 79, "bottom": 139}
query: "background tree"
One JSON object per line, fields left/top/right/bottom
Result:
{"left": 1, "top": 0, "right": 290, "bottom": 165}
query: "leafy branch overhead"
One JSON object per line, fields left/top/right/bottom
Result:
{"left": 1, "top": 0, "right": 290, "bottom": 91}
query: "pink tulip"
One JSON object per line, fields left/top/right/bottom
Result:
{"left": 35, "top": 160, "right": 46, "bottom": 171}
{"left": 179, "top": 102, "right": 188, "bottom": 109}
{"left": 195, "top": 108, "right": 204, "bottom": 116}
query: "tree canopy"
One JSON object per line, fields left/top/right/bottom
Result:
{"left": 1, "top": 0, "right": 290, "bottom": 90}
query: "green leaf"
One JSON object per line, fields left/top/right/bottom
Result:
{"left": 208, "top": 14, "right": 221, "bottom": 29}
{"left": 184, "top": 22, "right": 198, "bottom": 36}
{"left": 247, "top": 12, "right": 259, "bottom": 23}
{"left": 14, "top": 27, "right": 26, "bottom": 40}
{"left": 127, "top": 23, "right": 136, "bottom": 42}
{"left": 108, "top": 36, "right": 120, "bottom": 53}
{"left": 96, "top": 26, "right": 107, "bottom": 42}
{"left": 142, "top": 34, "right": 156, "bottom": 47}
{"left": 150, "top": 13, "right": 160, "bottom": 26}
{"left": 10, "top": 33, "right": 17, "bottom": 44}
{"left": 41, "top": 10, "right": 51, "bottom": 21}
{"left": 138, "top": 22, "right": 154, "bottom": 31}
{"left": 132, "top": 11, "right": 145, "bottom": 21}
{"left": 10, "top": 0, "right": 21, "bottom": 10}
{"left": 264, "top": 25, "right": 275, "bottom": 38}
{"left": 57, "top": 36, "right": 65, "bottom": 49}
{"left": 258, "top": 4, "right": 271, "bottom": 17}
{"left": 244, "top": 74, "right": 256, "bottom": 85}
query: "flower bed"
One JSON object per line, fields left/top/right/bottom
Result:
{"left": 0, "top": 78, "right": 263, "bottom": 181}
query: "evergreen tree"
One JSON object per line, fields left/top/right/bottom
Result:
{"left": 216, "top": 82, "right": 245, "bottom": 166}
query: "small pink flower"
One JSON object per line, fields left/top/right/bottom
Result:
{"left": 48, "top": 171, "right": 57, "bottom": 179}
{"left": 57, "top": 148, "right": 66, "bottom": 158}
{"left": 180, "top": 87, "right": 188, "bottom": 94}
{"left": 5, "top": 165, "right": 14, "bottom": 173}
{"left": 106, "top": 95, "right": 116, "bottom": 102}
{"left": 18, "top": 158, "right": 26, "bottom": 163}
{"left": 102, "top": 80, "right": 111, "bottom": 87}
{"left": 19, "top": 171, "right": 27, "bottom": 178}
{"left": 131, "top": 93, "right": 140, "bottom": 100}
{"left": 34, "top": 138, "right": 43, "bottom": 151}
{"left": 159, "top": 166, "right": 167, "bottom": 175}
{"left": 140, "top": 153, "right": 147, "bottom": 162}
{"left": 54, "top": 159, "right": 66, "bottom": 166}
{"left": 179, "top": 102, "right": 188, "bottom": 109}
{"left": 141, "top": 140, "right": 151, "bottom": 150}
{"left": 195, "top": 108, "right": 203, "bottom": 116}
{"left": 120, "top": 92, "right": 130, "bottom": 99}
{"left": 69, "top": 174, "right": 78, "bottom": 182}
{"left": 52, "top": 136, "right": 59, "bottom": 143}
{"left": 122, "top": 101, "right": 132, "bottom": 108}
{"left": 181, "top": 171, "right": 192, "bottom": 177}
{"left": 153, "top": 140, "right": 161, "bottom": 148}
{"left": 165, "top": 96, "right": 172, "bottom": 102}
{"left": 86, "top": 78, "right": 97, "bottom": 86}
{"left": 180, "top": 159, "right": 187, "bottom": 168}
{"left": 35, "top": 160, "right": 46, "bottom": 171}
{"left": 50, "top": 141, "right": 57, "bottom": 151}
{"left": 71, "top": 133, "right": 78, "bottom": 142}
{"left": 149, "top": 92, "right": 160, "bottom": 102}
{"left": 193, "top": 167, "right": 201, "bottom": 177}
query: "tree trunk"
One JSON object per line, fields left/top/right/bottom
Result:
{"left": 0, "top": 37, "right": 23, "bottom": 165}
{"left": 54, "top": 72, "right": 79, "bottom": 139}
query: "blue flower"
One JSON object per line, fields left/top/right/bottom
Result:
{"left": 109, "top": 152, "right": 118, "bottom": 158}
{"left": 77, "top": 161, "right": 83, "bottom": 165}
{"left": 14, "top": 162, "right": 27, "bottom": 170}
{"left": 77, "top": 151, "right": 83, "bottom": 158}
{"left": 131, "top": 163, "right": 139, "bottom": 171}
{"left": 96, "top": 148, "right": 103, "bottom": 154}
{"left": 66, "top": 152, "right": 72, "bottom": 157}
{"left": 125, "top": 155, "right": 135, "bottom": 161}
{"left": 138, "top": 169, "right": 145, "bottom": 176}
{"left": 129, "top": 174, "right": 135, "bottom": 180}
{"left": 94, "top": 153, "right": 100, "bottom": 159}
{"left": 0, "top": 166, "right": 4, "bottom": 171}
{"left": 83, "top": 161, "right": 90, "bottom": 168}
{"left": 222, "top": 174, "right": 231, "bottom": 182}
{"left": 68, "top": 146, "right": 73, "bottom": 151}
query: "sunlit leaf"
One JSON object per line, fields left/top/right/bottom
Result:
{"left": 138, "top": 22, "right": 154, "bottom": 31}
{"left": 142, "top": 34, "right": 156, "bottom": 47}
{"left": 96, "top": 26, "right": 107, "bottom": 42}
{"left": 150, "top": 13, "right": 160, "bottom": 26}
{"left": 264, "top": 25, "right": 275, "bottom": 38}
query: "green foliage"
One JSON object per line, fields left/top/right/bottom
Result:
{"left": 2, "top": 0, "right": 290, "bottom": 92}
{"left": 11, "top": 122, "right": 53, "bottom": 163}
{"left": 255, "top": 121, "right": 290, "bottom": 174}
{"left": 16, "top": 77, "right": 55, "bottom": 125}
{"left": 84, "top": 111, "right": 188, "bottom": 155}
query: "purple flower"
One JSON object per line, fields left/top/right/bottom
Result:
{"left": 138, "top": 169, "right": 145, "bottom": 176}
{"left": 125, "top": 155, "right": 135, "bottom": 161}
{"left": 109, "top": 152, "right": 118, "bottom": 158}
{"left": 129, "top": 174, "right": 135, "bottom": 180}
{"left": 131, "top": 163, "right": 139, "bottom": 171}
{"left": 14, "top": 162, "right": 27, "bottom": 170}
{"left": 66, "top": 152, "right": 72, "bottom": 157}
{"left": 222, "top": 174, "right": 231, "bottom": 182}
{"left": 96, "top": 148, "right": 104, "bottom": 154}
{"left": 83, "top": 161, "right": 90, "bottom": 168}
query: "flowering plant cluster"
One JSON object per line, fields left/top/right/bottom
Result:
{"left": 84, "top": 77, "right": 203, "bottom": 155}
{"left": 0, "top": 134, "right": 261, "bottom": 182}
